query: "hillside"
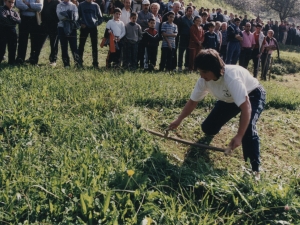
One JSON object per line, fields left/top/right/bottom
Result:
{"left": 1, "top": 10, "right": 300, "bottom": 225}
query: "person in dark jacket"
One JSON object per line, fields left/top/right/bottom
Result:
{"left": 40, "top": 0, "right": 60, "bottom": 66}
{"left": 226, "top": 17, "right": 243, "bottom": 64}
{"left": 202, "top": 22, "right": 219, "bottom": 50}
{"left": 78, "top": 0, "right": 103, "bottom": 68}
{"left": 177, "top": 6, "right": 193, "bottom": 72}
{"left": 142, "top": 18, "right": 160, "bottom": 71}
{"left": 0, "top": 0, "right": 21, "bottom": 65}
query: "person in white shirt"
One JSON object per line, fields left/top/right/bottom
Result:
{"left": 168, "top": 49, "right": 266, "bottom": 180}
{"left": 105, "top": 7, "right": 125, "bottom": 67}
{"left": 120, "top": 0, "right": 131, "bottom": 25}
{"left": 209, "top": 8, "right": 216, "bottom": 21}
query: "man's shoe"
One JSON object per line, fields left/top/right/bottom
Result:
{"left": 49, "top": 62, "right": 57, "bottom": 67}
{"left": 178, "top": 67, "right": 182, "bottom": 72}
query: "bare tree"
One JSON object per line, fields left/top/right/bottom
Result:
{"left": 265, "top": 0, "right": 300, "bottom": 21}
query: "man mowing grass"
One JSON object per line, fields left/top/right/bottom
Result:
{"left": 168, "top": 49, "right": 266, "bottom": 180}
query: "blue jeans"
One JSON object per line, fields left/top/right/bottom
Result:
{"left": 226, "top": 41, "right": 240, "bottom": 64}
{"left": 201, "top": 86, "right": 266, "bottom": 172}
{"left": 58, "top": 27, "right": 81, "bottom": 67}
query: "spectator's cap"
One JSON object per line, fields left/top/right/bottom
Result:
{"left": 256, "top": 23, "right": 262, "bottom": 28}
{"left": 142, "top": 0, "right": 150, "bottom": 4}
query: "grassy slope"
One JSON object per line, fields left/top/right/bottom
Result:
{"left": 1, "top": 4, "right": 300, "bottom": 224}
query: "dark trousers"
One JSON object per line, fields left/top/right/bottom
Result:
{"left": 123, "top": 41, "right": 138, "bottom": 69}
{"left": 159, "top": 47, "right": 175, "bottom": 71}
{"left": 261, "top": 53, "right": 271, "bottom": 80}
{"left": 201, "top": 86, "right": 266, "bottom": 172}
{"left": 178, "top": 34, "right": 190, "bottom": 68}
{"left": 172, "top": 35, "right": 179, "bottom": 69}
{"left": 225, "top": 41, "right": 240, "bottom": 64}
{"left": 58, "top": 27, "right": 81, "bottom": 67}
{"left": 251, "top": 48, "right": 260, "bottom": 77}
{"left": 137, "top": 42, "right": 146, "bottom": 68}
{"left": 78, "top": 27, "right": 98, "bottom": 66}
{"left": 279, "top": 31, "right": 283, "bottom": 43}
{"left": 239, "top": 48, "right": 253, "bottom": 69}
{"left": 107, "top": 42, "right": 123, "bottom": 66}
{"left": 16, "top": 16, "right": 45, "bottom": 65}
{"left": 40, "top": 24, "right": 59, "bottom": 63}
{"left": 0, "top": 26, "right": 18, "bottom": 65}
{"left": 146, "top": 46, "right": 158, "bottom": 70}
{"left": 220, "top": 44, "right": 227, "bottom": 62}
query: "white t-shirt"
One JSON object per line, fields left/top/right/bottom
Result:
{"left": 210, "top": 12, "right": 217, "bottom": 21}
{"left": 106, "top": 19, "right": 126, "bottom": 39}
{"left": 190, "top": 65, "right": 260, "bottom": 107}
{"left": 120, "top": 8, "right": 131, "bottom": 25}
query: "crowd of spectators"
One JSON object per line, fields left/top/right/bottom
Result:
{"left": 0, "top": 0, "right": 297, "bottom": 79}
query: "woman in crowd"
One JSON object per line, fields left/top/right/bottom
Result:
{"left": 188, "top": 15, "right": 204, "bottom": 72}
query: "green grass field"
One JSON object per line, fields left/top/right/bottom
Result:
{"left": 1, "top": 9, "right": 300, "bottom": 224}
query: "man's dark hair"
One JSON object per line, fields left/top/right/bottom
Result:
{"left": 194, "top": 49, "right": 225, "bottom": 79}
{"left": 148, "top": 18, "right": 155, "bottom": 22}
{"left": 114, "top": 8, "right": 122, "bottom": 14}
{"left": 167, "top": 11, "right": 175, "bottom": 17}
{"left": 207, "top": 22, "right": 215, "bottom": 28}
{"left": 201, "top": 11, "right": 208, "bottom": 17}
{"left": 130, "top": 12, "right": 138, "bottom": 17}
{"left": 256, "top": 23, "right": 262, "bottom": 28}
{"left": 186, "top": 6, "right": 193, "bottom": 11}
{"left": 234, "top": 18, "right": 241, "bottom": 22}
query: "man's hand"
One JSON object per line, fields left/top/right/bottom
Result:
{"left": 168, "top": 43, "right": 172, "bottom": 50}
{"left": 168, "top": 118, "right": 182, "bottom": 130}
{"left": 229, "top": 134, "right": 243, "bottom": 150}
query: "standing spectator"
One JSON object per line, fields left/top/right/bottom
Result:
{"left": 282, "top": 21, "right": 288, "bottom": 44}
{"left": 105, "top": 8, "right": 125, "bottom": 68}
{"left": 226, "top": 18, "right": 243, "bottom": 65}
{"left": 251, "top": 23, "right": 265, "bottom": 78}
{"left": 188, "top": 15, "right": 203, "bottom": 72}
{"left": 209, "top": 8, "right": 216, "bottom": 21}
{"left": 132, "top": 0, "right": 141, "bottom": 12}
{"left": 157, "top": 0, "right": 165, "bottom": 15}
{"left": 240, "top": 15, "right": 248, "bottom": 29}
{"left": 272, "top": 20, "right": 279, "bottom": 41}
{"left": 278, "top": 21, "right": 285, "bottom": 43}
{"left": 214, "top": 8, "right": 224, "bottom": 22}
{"left": 214, "top": 21, "right": 222, "bottom": 51}
{"left": 200, "top": 11, "right": 209, "bottom": 31}
{"left": 166, "top": 0, "right": 174, "bottom": 12}
{"left": 0, "top": 0, "right": 21, "bottom": 65}
{"left": 159, "top": 11, "right": 177, "bottom": 72}
{"left": 78, "top": 0, "right": 103, "bottom": 68}
{"left": 250, "top": 19, "right": 256, "bottom": 32}
{"left": 123, "top": 12, "right": 142, "bottom": 70}
{"left": 223, "top": 10, "right": 229, "bottom": 22}
{"left": 40, "top": 0, "right": 60, "bottom": 67}
{"left": 142, "top": 18, "right": 160, "bottom": 71}
{"left": 295, "top": 26, "right": 300, "bottom": 46}
{"left": 114, "top": 0, "right": 123, "bottom": 9}
{"left": 191, "top": 5, "right": 198, "bottom": 17}
{"left": 202, "top": 22, "right": 219, "bottom": 51}
{"left": 239, "top": 22, "right": 255, "bottom": 69}
{"left": 150, "top": 2, "right": 161, "bottom": 32}
{"left": 160, "top": 1, "right": 182, "bottom": 71}
{"left": 120, "top": 0, "right": 131, "bottom": 25}
{"left": 263, "top": 21, "right": 270, "bottom": 35}
{"left": 220, "top": 22, "right": 227, "bottom": 61}
{"left": 15, "top": 0, "right": 43, "bottom": 65}
{"left": 57, "top": 0, "right": 82, "bottom": 68}
{"left": 136, "top": 0, "right": 154, "bottom": 69}
{"left": 177, "top": 6, "right": 193, "bottom": 72}
{"left": 260, "top": 30, "right": 279, "bottom": 80}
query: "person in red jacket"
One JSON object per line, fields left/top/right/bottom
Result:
{"left": 188, "top": 16, "right": 204, "bottom": 72}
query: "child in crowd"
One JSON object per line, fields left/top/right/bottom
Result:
{"left": 105, "top": 8, "right": 125, "bottom": 68}
{"left": 188, "top": 16, "right": 204, "bottom": 72}
{"left": 142, "top": 18, "right": 160, "bottom": 71}
{"left": 123, "top": 12, "right": 142, "bottom": 70}
{"left": 202, "top": 22, "right": 219, "bottom": 51}
{"left": 159, "top": 11, "right": 178, "bottom": 72}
